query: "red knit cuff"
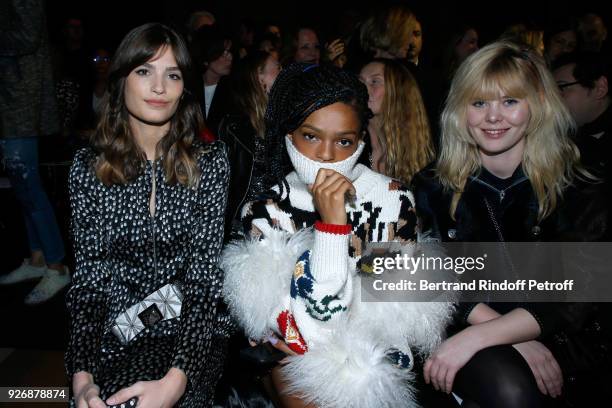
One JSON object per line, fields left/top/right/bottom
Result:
{"left": 314, "top": 220, "right": 352, "bottom": 235}
{"left": 277, "top": 310, "right": 308, "bottom": 354}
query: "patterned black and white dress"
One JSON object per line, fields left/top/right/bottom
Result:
{"left": 65, "top": 141, "right": 230, "bottom": 407}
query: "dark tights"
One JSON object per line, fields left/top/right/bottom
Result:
{"left": 454, "top": 345, "right": 545, "bottom": 408}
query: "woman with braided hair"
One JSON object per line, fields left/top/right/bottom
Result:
{"left": 221, "top": 63, "right": 455, "bottom": 408}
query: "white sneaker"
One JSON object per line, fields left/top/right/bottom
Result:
{"left": 0, "top": 260, "right": 47, "bottom": 285}
{"left": 24, "top": 267, "right": 71, "bottom": 305}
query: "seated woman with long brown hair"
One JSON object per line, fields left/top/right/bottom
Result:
{"left": 66, "top": 23, "right": 230, "bottom": 408}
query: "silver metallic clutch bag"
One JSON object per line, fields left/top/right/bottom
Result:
{"left": 111, "top": 283, "right": 183, "bottom": 345}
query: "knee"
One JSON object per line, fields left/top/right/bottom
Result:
{"left": 457, "top": 376, "right": 542, "bottom": 408}
{"left": 456, "top": 346, "right": 543, "bottom": 408}
{"left": 493, "top": 379, "right": 542, "bottom": 408}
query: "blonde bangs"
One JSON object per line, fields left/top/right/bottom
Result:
{"left": 465, "top": 60, "right": 531, "bottom": 102}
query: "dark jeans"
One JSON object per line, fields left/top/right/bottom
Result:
{"left": 0, "top": 137, "right": 64, "bottom": 263}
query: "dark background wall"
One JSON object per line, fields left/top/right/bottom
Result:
{"left": 46, "top": 0, "right": 611, "bottom": 52}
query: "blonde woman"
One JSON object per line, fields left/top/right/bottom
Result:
{"left": 359, "top": 58, "right": 433, "bottom": 184}
{"left": 501, "top": 23, "right": 545, "bottom": 55}
{"left": 414, "top": 41, "right": 611, "bottom": 407}
{"left": 359, "top": 5, "right": 417, "bottom": 59}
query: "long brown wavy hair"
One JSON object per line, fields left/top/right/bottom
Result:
{"left": 370, "top": 59, "right": 434, "bottom": 184}
{"left": 93, "top": 23, "right": 203, "bottom": 187}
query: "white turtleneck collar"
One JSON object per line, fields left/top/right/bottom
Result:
{"left": 281, "top": 136, "right": 382, "bottom": 210}
{"left": 285, "top": 135, "right": 365, "bottom": 184}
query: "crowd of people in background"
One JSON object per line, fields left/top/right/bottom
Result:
{"left": 1, "top": 0, "right": 611, "bottom": 407}
{"left": 7, "top": 5, "right": 610, "bottom": 164}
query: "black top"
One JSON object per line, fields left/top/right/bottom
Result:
{"left": 414, "top": 164, "right": 609, "bottom": 243}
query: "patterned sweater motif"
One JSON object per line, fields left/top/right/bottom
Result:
{"left": 239, "top": 165, "right": 417, "bottom": 350}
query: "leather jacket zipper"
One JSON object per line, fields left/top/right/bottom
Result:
{"left": 225, "top": 122, "right": 255, "bottom": 221}
{"left": 234, "top": 159, "right": 254, "bottom": 221}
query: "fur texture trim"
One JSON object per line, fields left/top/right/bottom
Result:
{"left": 223, "top": 227, "right": 457, "bottom": 407}
{"left": 221, "top": 228, "right": 313, "bottom": 339}
{"left": 281, "top": 327, "right": 418, "bottom": 408}
{"left": 279, "top": 275, "right": 455, "bottom": 408}
{"left": 350, "top": 288, "right": 456, "bottom": 358}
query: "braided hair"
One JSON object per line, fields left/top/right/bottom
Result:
{"left": 263, "top": 63, "right": 370, "bottom": 199}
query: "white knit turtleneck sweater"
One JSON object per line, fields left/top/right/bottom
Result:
{"left": 221, "top": 142, "right": 455, "bottom": 408}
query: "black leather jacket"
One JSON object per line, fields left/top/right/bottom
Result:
{"left": 415, "top": 165, "right": 609, "bottom": 243}
{"left": 413, "top": 165, "right": 612, "bottom": 394}
{"left": 217, "top": 114, "right": 266, "bottom": 242}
